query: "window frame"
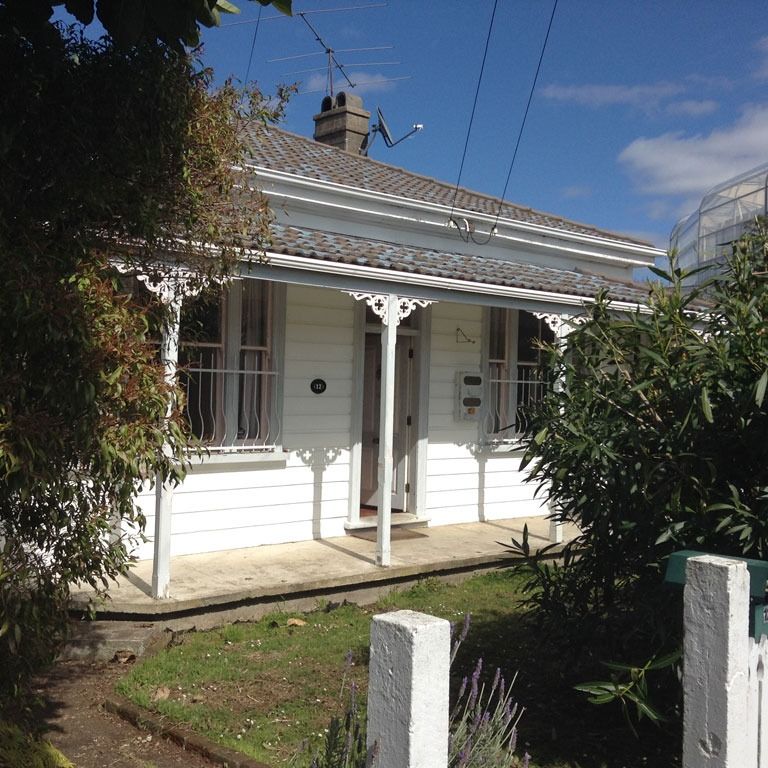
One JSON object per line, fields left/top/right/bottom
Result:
{"left": 178, "top": 278, "right": 283, "bottom": 453}
{"left": 483, "top": 307, "right": 553, "bottom": 445}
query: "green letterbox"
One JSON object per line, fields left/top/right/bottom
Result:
{"left": 665, "top": 550, "right": 768, "bottom": 639}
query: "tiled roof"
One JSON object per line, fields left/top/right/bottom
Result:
{"left": 268, "top": 223, "right": 655, "bottom": 305}
{"left": 243, "top": 124, "right": 653, "bottom": 248}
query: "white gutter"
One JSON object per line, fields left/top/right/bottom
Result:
{"left": 248, "top": 165, "right": 664, "bottom": 263}
{"left": 259, "top": 249, "right": 648, "bottom": 314}
{"left": 258, "top": 188, "right": 655, "bottom": 269}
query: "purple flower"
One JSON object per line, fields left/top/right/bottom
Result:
{"left": 458, "top": 674, "right": 468, "bottom": 701}
{"left": 469, "top": 657, "right": 483, "bottom": 707}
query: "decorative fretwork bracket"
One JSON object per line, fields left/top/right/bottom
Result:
{"left": 111, "top": 261, "right": 222, "bottom": 308}
{"left": 347, "top": 292, "right": 434, "bottom": 326}
{"left": 533, "top": 312, "right": 565, "bottom": 334}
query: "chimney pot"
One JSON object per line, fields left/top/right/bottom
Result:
{"left": 313, "top": 91, "right": 371, "bottom": 155}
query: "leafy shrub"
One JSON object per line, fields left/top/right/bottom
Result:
{"left": 511, "top": 221, "right": 768, "bottom": 727}
{"left": 0, "top": 21, "right": 288, "bottom": 706}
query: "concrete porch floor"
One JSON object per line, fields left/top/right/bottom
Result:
{"left": 70, "top": 516, "right": 577, "bottom": 622}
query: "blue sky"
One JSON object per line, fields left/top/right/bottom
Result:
{"left": 52, "top": 2, "right": 768, "bottom": 249}
{"left": 197, "top": 1, "right": 768, "bottom": 248}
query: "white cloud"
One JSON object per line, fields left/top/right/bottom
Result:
{"left": 665, "top": 99, "right": 718, "bottom": 117}
{"left": 346, "top": 71, "right": 399, "bottom": 95}
{"left": 619, "top": 105, "right": 768, "bottom": 206}
{"left": 645, "top": 200, "right": 677, "bottom": 222}
{"left": 621, "top": 229, "right": 668, "bottom": 249}
{"left": 561, "top": 185, "right": 592, "bottom": 199}
{"left": 755, "top": 36, "right": 768, "bottom": 80}
{"left": 299, "top": 71, "right": 397, "bottom": 97}
{"left": 541, "top": 82, "right": 684, "bottom": 112}
{"left": 301, "top": 73, "right": 332, "bottom": 95}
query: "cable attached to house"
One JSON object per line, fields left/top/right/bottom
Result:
{"left": 447, "top": 0, "right": 499, "bottom": 241}
{"left": 489, "top": 0, "right": 559, "bottom": 236}
{"left": 449, "top": 0, "right": 559, "bottom": 247}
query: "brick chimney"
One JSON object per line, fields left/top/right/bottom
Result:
{"left": 313, "top": 91, "right": 371, "bottom": 154}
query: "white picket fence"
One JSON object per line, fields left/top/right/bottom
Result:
{"left": 374, "top": 558, "right": 768, "bottom": 768}
{"left": 683, "top": 555, "right": 768, "bottom": 768}
{"left": 366, "top": 610, "right": 450, "bottom": 768}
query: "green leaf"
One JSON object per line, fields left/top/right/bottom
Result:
{"left": 258, "top": 0, "right": 292, "bottom": 14}
{"left": 756, "top": 369, "right": 768, "bottom": 408}
{"left": 638, "top": 345, "right": 667, "bottom": 366}
{"left": 700, "top": 386, "right": 714, "bottom": 423}
{"left": 534, "top": 426, "right": 548, "bottom": 445}
{"left": 216, "top": 0, "right": 241, "bottom": 12}
{"left": 646, "top": 648, "right": 682, "bottom": 670}
{"left": 647, "top": 264, "right": 673, "bottom": 282}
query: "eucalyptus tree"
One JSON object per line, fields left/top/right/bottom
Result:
{"left": 0, "top": 0, "right": 291, "bottom": 703}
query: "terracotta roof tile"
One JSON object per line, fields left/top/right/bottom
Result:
{"left": 244, "top": 124, "right": 653, "bottom": 248}
{"left": 268, "top": 224, "right": 655, "bottom": 305}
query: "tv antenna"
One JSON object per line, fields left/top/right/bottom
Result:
{"left": 361, "top": 107, "right": 423, "bottom": 155}
{"left": 296, "top": 10, "right": 395, "bottom": 97}
{"left": 261, "top": 3, "right": 410, "bottom": 98}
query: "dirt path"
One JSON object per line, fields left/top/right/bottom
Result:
{"left": 36, "top": 661, "right": 216, "bottom": 768}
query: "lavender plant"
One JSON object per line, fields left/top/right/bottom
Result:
{"left": 448, "top": 616, "right": 530, "bottom": 768}
{"left": 307, "top": 681, "right": 377, "bottom": 768}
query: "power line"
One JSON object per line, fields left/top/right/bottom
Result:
{"left": 491, "top": 0, "right": 559, "bottom": 234}
{"left": 448, "top": 0, "right": 499, "bottom": 230}
{"left": 242, "top": 4, "right": 263, "bottom": 85}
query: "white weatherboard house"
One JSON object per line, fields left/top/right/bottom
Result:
{"left": 131, "top": 93, "right": 663, "bottom": 598}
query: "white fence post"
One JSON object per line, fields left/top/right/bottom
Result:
{"left": 683, "top": 555, "right": 751, "bottom": 768}
{"left": 367, "top": 610, "right": 450, "bottom": 768}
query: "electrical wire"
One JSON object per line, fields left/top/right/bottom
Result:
{"left": 243, "top": 5, "right": 263, "bottom": 86}
{"left": 490, "top": 0, "right": 559, "bottom": 236}
{"left": 448, "top": 0, "right": 499, "bottom": 239}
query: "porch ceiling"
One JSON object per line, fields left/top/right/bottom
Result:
{"left": 255, "top": 223, "right": 655, "bottom": 308}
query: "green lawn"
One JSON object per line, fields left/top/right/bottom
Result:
{"left": 116, "top": 570, "right": 677, "bottom": 768}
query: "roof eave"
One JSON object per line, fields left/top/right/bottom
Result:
{"left": 246, "top": 163, "right": 663, "bottom": 266}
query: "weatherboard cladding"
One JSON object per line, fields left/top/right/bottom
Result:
{"left": 268, "top": 223, "right": 654, "bottom": 305}
{"left": 243, "top": 123, "right": 652, "bottom": 248}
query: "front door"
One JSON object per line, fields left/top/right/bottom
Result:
{"left": 360, "top": 332, "right": 414, "bottom": 513}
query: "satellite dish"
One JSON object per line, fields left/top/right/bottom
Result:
{"left": 362, "top": 107, "right": 423, "bottom": 155}
{"left": 376, "top": 108, "right": 394, "bottom": 147}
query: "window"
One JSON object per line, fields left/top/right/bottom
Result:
{"left": 484, "top": 308, "right": 553, "bottom": 442}
{"left": 179, "top": 279, "right": 280, "bottom": 451}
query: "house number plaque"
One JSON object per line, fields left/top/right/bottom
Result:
{"left": 310, "top": 378, "right": 327, "bottom": 395}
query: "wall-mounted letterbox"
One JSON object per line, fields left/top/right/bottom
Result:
{"left": 665, "top": 549, "right": 768, "bottom": 639}
{"left": 455, "top": 370, "right": 484, "bottom": 422}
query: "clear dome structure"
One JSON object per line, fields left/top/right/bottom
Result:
{"left": 670, "top": 162, "right": 768, "bottom": 282}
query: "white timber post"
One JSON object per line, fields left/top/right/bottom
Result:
{"left": 152, "top": 293, "right": 182, "bottom": 600}
{"left": 367, "top": 610, "right": 450, "bottom": 768}
{"left": 376, "top": 294, "right": 398, "bottom": 567}
{"left": 110, "top": 264, "right": 208, "bottom": 599}
{"left": 683, "top": 555, "right": 751, "bottom": 768}
{"left": 345, "top": 292, "right": 433, "bottom": 567}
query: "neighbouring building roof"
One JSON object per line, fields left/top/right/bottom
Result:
{"left": 243, "top": 124, "right": 653, "bottom": 248}
{"left": 268, "top": 223, "right": 655, "bottom": 305}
